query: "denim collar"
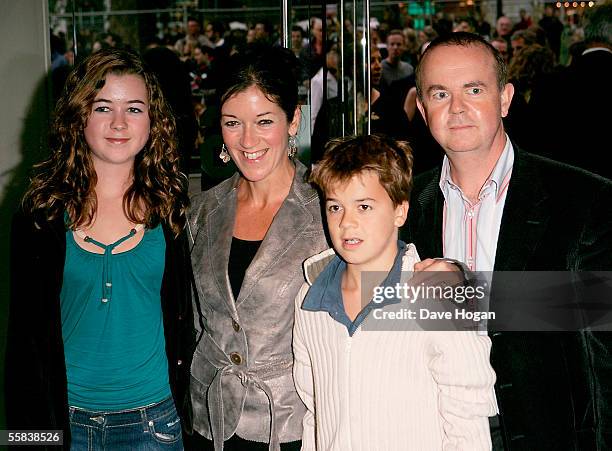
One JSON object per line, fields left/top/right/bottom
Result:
{"left": 302, "top": 241, "right": 407, "bottom": 335}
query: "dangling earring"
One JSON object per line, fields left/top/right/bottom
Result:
{"left": 288, "top": 135, "right": 298, "bottom": 158}
{"left": 219, "top": 144, "right": 231, "bottom": 163}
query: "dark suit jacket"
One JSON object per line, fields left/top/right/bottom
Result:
{"left": 401, "top": 147, "right": 612, "bottom": 450}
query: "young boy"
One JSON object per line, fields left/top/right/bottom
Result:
{"left": 293, "top": 134, "right": 497, "bottom": 450}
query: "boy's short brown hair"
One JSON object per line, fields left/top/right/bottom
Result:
{"left": 310, "top": 134, "right": 414, "bottom": 206}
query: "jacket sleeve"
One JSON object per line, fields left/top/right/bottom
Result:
{"left": 427, "top": 331, "right": 498, "bottom": 451}
{"left": 5, "top": 211, "right": 68, "bottom": 438}
{"left": 575, "top": 179, "right": 612, "bottom": 271}
{"left": 6, "top": 212, "right": 37, "bottom": 429}
{"left": 292, "top": 284, "right": 316, "bottom": 451}
{"left": 575, "top": 180, "right": 612, "bottom": 441}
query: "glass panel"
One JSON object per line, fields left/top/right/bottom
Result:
{"left": 48, "top": 0, "right": 503, "bottom": 174}
{"left": 52, "top": 1, "right": 458, "bottom": 174}
{"left": 303, "top": 1, "right": 365, "bottom": 162}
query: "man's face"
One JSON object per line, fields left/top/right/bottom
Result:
{"left": 455, "top": 21, "right": 471, "bottom": 32}
{"left": 386, "top": 34, "right": 404, "bottom": 61}
{"left": 416, "top": 44, "right": 513, "bottom": 157}
{"left": 188, "top": 20, "right": 200, "bottom": 38}
{"left": 194, "top": 48, "right": 209, "bottom": 65}
{"left": 371, "top": 49, "right": 383, "bottom": 86}
{"left": 291, "top": 30, "right": 302, "bottom": 48}
{"left": 496, "top": 17, "right": 512, "bottom": 36}
{"left": 246, "top": 29, "right": 256, "bottom": 43}
{"left": 312, "top": 20, "right": 323, "bottom": 42}
{"left": 205, "top": 24, "right": 214, "bottom": 39}
{"left": 326, "top": 50, "right": 339, "bottom": 72}
{"left": 255, "top": 23, "right": 267, "bottom": 39}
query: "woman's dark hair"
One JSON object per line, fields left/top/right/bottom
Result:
{"left": 22, "top": 48, "right": 188, "bottom": 235}
{"left": 508, "top": 44, "right": 556, "bottom": 100}
{"left": 218, "top": 44, "right": 301, "bottom": 122}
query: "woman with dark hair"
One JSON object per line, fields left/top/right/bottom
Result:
{"left": 6, "top": 48, "right": 196, "bottom": 450}
{"left": 186, "top": 45, "right": 327, "bottom": 451}
{"left": 508, "top": 44, "right": 556, "bottom": 103}
{"left": 504, "top": 44, "right": 558, "bottom": 149}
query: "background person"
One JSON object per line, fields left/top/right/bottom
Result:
{"left": 380, "top": 29, "right": 414, "bottom": 92}
{"left": 527, "top": 2, "right": 612, "bottom": 179}
{"left": 175, "top": 17, "right": 213, "bottom": 58}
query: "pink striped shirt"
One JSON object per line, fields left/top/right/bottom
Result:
{"left": 439, "top": 137, "right": 514, "bottom": 272}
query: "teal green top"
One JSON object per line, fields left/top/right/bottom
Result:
{"left": 60, "top": 223, "right": 171, "bottom": 411}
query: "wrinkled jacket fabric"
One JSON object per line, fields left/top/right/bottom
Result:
{"left": 5, "top": 209, "right": 197, "bottom": 451}
{"left": 187, "top": 161, "right": 327, "bottom": 448}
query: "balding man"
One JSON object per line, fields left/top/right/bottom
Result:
{"left": 403, "top": 31, "right": 612, "bottom": 450}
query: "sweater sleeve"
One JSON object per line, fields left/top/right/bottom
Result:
{"left": 427, "top": 331, "right": 497, "bottom": 451}
{"left": 292, "top": 283, "right": 317, "bottom": 451}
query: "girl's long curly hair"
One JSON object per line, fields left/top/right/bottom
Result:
{"left": 23, "top": 48, "right": 188, "bottom": 235}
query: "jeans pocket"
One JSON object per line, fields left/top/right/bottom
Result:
{"left": 147, "top": 410, "right": 182, "bottom": 445}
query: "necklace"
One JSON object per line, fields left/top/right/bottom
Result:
{"left": 74, "top": 223, "right": 145, "bottom": 241}
{"left": 74, "top": 224, "right": 145, "bottom": 303}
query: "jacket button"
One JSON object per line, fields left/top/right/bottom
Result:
{"left": 178, "top": 315, "right": 183, "bottom": 320}
{"left": 177, "top": 359, "right": 183, "bottom": 366}
{"left": 232, "top": 319, "right": 240, "bottom": 332}
{"left": 230, "top": 352, "right": 242, "bottom": 365}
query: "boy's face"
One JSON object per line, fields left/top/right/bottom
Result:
{"left": 325, "top": 171, "right": 408, "bottom": 273}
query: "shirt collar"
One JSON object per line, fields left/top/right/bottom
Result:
{"left": 488, "top": 136, "right": 514, "bottom": 195}
{"left": 582, "top": 47, "right": 612, "bottom": 56}
{"left": 302, "top": 241, "right": 407, "bottom": 313}
{"left": 439, "top": 134, "right": 514, "bottom": 200}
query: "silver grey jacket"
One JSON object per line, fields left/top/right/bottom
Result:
{"left": 187, "top": 161, "right": 328, "bottom": 450}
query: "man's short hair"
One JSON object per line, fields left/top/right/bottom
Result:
{"left": 584, "top": 3, "right": 612, "bottom": 46}
{"left": 291, "top": 25, "right": 304, "bottom": 37}
{"left": 310, "top": 134, "right": 413, "bottom": 206}
{"left": 415, "top": 32, "right": 507, "bottom": 100}
{"left": 386, "top": 29, "right": 405, "bottom": 42}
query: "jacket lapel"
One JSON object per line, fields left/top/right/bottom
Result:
{"left": 494, "top": 148, "right": 551, "bottom": 271}
{"left": 412, "top": 170, "right": 444, "bottom": 258}
{"left": 209, "top": 193, "right": 239, "bottom": 315}
{"left": 191, "top": 175, "right": 240, "bottom": 316}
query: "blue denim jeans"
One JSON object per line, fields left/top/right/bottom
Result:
{"left": 69, "top": 397, "right": 183, "bottom": 451}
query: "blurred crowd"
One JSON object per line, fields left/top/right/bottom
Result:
{"left": 49, "top": 2, "right": 611, "bottom": 181}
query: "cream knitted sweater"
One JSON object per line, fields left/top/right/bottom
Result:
{"left": 293, "top": 245, "right": 497, "bottom": 451}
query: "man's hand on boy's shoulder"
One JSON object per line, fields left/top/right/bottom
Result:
{"left": 412, "top": 258, "right": 465, "bottom": 289}
{"left": 414, "top": 258, "right": 461, "bottom": 273}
